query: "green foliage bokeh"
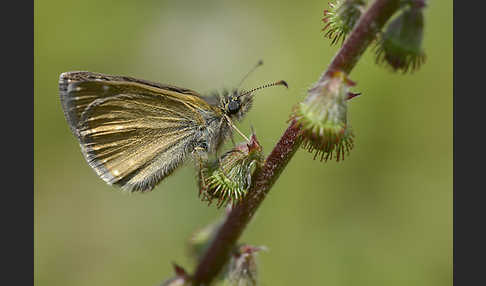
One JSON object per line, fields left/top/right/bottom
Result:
{"left": 35, "top": 0, "right": 452, "bottom": 285}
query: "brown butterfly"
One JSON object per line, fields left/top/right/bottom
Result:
{"left": 59, "top": 62, "right": 287, "bottom": 192}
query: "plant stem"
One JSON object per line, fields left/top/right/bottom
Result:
{"left": 191, "top": 0, "right": 401, "bottom": 284}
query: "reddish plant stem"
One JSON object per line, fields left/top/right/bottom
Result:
{"left": 323, "top": 0, "right": 402, "bottom": 78}
{"left": 191, "top": 0, "right": 401, "bottom": 285}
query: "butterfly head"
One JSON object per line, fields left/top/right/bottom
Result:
{"left": 222, "top": 80, "right": 288, "bottom": 121}
{"left": 221, "top": 89, "right": 251, "bottom": 121}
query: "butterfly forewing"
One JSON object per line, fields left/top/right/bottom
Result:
{"left": 59, "top": 71, "right": 222, "bottom": 192}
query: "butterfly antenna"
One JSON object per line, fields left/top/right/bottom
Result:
{"left": 239, "top": 80, "right": 289, "bottom": 98}
{"left": 236, "top": 59, "right": 264, "bottom": 89}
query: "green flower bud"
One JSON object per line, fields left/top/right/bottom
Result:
{"left": 223, "top": 245, "right": 266, "bottom": 286}
{"left": 322, "top": 0, "right": 367, "bottom": 45}
{"left": 199, "top": 134, "right": 264, "bottom": 208}
{"left": 375, "top": 2, "right": 426, "bottom": 73}
{"left": 292, "top": 71, "right": 356, "bottom": 162}
{"left": 160, "top": 264, "right": 192, "bottom": 286}
{"left": 188, "top": 218, "right": 224, "bottom": 261}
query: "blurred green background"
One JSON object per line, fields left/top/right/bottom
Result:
{"left": 34, "top": 0, "right": 452, "bottom": 285}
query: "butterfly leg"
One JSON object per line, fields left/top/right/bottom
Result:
{"left": 224, "top": 114, "right": 249, "bottom": 142}
{"left": 193, "top": 146, "right": 209, "bottom": 198}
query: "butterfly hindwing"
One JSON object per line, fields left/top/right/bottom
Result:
{"left": 59, "top": 71, "right": 221, "bottom": 192}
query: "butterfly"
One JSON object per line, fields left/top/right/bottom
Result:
{"left": 59, "top": 62, "right": 287, "bottom": 192}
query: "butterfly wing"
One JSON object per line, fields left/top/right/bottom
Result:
{"left": 59, "top": 71, "right": 221, "bottom": 192}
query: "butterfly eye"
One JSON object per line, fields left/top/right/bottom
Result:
{"left": 227, "top": 100, "right": 240, "bottom": 114}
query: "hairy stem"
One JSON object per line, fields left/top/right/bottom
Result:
{"left": 191, "top": 0, "right": 401, "bottom": 284}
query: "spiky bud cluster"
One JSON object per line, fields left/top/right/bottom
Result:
{"left": 322, "top": 0, "right": 367, "bottom": 45}
{"left": 198, "top": 134, "right": 264, "bottom": 208}
{"left": 375, "top": 0, "right": 426, "bottom": 73}
{"left": 292, "top": 70, "right": 356, "bottom": 162}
